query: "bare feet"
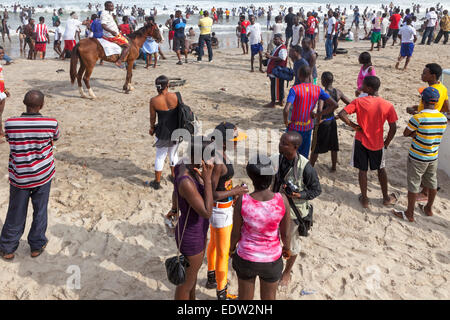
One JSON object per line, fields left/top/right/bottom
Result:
{"left": 359, "top": 194, "right": 370, "bottom": 209}
{"left": 395, "top": 62, "right": 400, "bottom": 69}
{"left": 263, "top": 102, "right": 276, "bottom": 108}
{"left": 115, "top": 61, "right": 122, "bottom": 67}
{"left": 383, "top": 193, "right": 398, "bottom": 206}
{"left": 279, "top": 271, "right": 291, "bottom": 288}
{"left": 418, "top": 203, "right": 433, "bottom": 216}
{"left": 416, "top": 192, "right": 428, "bottom": 202}
{"left": 259, "top": 68, "right": 264, "bottom": 73}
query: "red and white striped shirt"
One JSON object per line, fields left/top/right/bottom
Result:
{"left": 34, "top": 23, "right": 48, "bottom": 42}
{"left": 5, "top": 113, "right": 60, "bottom": 189}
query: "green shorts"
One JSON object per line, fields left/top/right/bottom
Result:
{"left": 407, "top": 156, "right": 438, "bottom": 193}
{"left": 313, "top": 78, "right": 318, "bottom": 85}
{"left": 371, "top": 32, "right": 381, "bottom": 44}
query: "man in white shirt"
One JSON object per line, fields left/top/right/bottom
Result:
{"left": 264, "top": 33, "right": 288, "bottom": 108}
{"left": 325, "top": 10, "right": 336, "bottom": 60}
{"left": 247, "top": 15, "right": 263, "bottom": 73}
{"left": 396, "top": 17, "right": 417, "bottom": 70}
{"left": 101, "top": 1, "right": 130, "bottom": 67}
{"left": 61, "top": 12, "right": 84, "bottom": 60}
{"left": 380, "top": 13, "right": 390, "bottom": 47}
{"left": 420, "top": 7, "right": 438, "bottom": 45}
{"left": 290, "top": 16, "right": 304, "bottom": 47}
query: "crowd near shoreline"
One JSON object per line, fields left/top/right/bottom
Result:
{"left": 0, "top": 1, "right": 449, "bottom": 301}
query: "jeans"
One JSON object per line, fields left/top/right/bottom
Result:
{"left": 325, "top": 34, "right": 333, "bottom": 58}
{"left": 332, "top": 34, "right": 339, "bottom": 54}
{"left": 3, "top": 54, "right": 12, "bottom": 63}
{"left": 421, "top": 27, "right": 435, "bottom": 45}
{"left": 434, "top": 29, "right": 449, "bottom": 44}
{"left": 0, "top": 181, "right": 51, "bottom": 254}
{"left": 198, "top": 34, "right": 213, "bottom": 61}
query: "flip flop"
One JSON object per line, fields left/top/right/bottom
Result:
{"left": 392, "top": 209, "right": 413, "bottom": 222}
{"left": 383, "top": 192, "right": 399, "bottom": 206}
{"left": 31, "top": 241, "right": 48, "bottom": 258}
{"left": 418, "top": 203, "right": 433, "bottom": 217}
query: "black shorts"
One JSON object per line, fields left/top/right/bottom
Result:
{"left": 54, "top": 40, "right": 61, "bottom": 46}
{"left": 387, "top": 28, "right": 399, "bottom": 41}
{"left": 352, "top": 139, "right": 385, "bottom": 171}
{"left": 313, "top": 118, "right": 339, "bottom": 154}
{"left": 173, "top": 36, "right": 185, "bottom": 52}
{"left": 232, "top": 253, "right": 283, "bottom": 283}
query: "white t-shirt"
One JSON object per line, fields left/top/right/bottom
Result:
{"left": 327, "top": 16, "right": 336, "bottom": 35}
{"left": 54, "top": 26, "right": 62, "bottom": 41}
{"left": 381, "top": 18, "right": 389, "bottom": 34}
{"left": 347, "top": 31, "right": 354, "bottom": 40}
{"left": 101, "top": 11, "right": 119, "bottom": 37}
{"left": 63, "top": 18, "right": 82, "bottom": 40}
{"left": 291, "top": 24, "right": 303, "bottom": 46}
{"left": 398, "top": 24, "right": 416, "bottom": 43}
{"left": 272, "top": 22, "right": 283, "bottom": 35}
{"left": 247, "top": 23, "right": 262, "bottom": 45}
{"left": 426, "top": 11, "right": 437, "bottom": 27}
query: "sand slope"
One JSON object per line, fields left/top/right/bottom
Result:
{"left": 0, "top": 40, "right": 449, "bottom": 300}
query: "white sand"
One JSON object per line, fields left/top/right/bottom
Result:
{"left": 0, "top": 39, "right": 449, "bottom": 299}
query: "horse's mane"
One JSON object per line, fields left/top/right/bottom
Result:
{"left": 128, "top": 23, "right": 154, "bottom": 39}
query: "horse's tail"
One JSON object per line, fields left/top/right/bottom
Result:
{"left": 70, "top": 43, "right": 80, "bottom": 85}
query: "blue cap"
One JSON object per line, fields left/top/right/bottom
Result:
{"left": 421, "top": 87, "right": 440, "bottom": 104}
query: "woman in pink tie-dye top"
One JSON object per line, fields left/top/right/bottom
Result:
{"left": 356, "top": 51, "right": 376, "bottom": 97}
{"left": 230, "top": 156, "right": 291, "bottom": 300}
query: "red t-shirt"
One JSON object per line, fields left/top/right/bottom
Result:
{"left": 344, "top": 96, "right": 398, "bottom": 151}
{"left": 307, "top": 16, "right": 318, "bottom": 34}
{"left": 241, "top": 20, "right": 250, "bottom": 34}
{"left": 389, "top": 14, "right": 401, "bottom": 29}
{"left": 119, "top": 23, "right": 131, "bottom": 35}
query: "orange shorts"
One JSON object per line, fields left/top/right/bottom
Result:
{"left": 103, "top": 33, "right": 129, "bottom": 46}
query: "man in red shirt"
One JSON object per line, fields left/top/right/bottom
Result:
{"left": 239, "top": 15, "right": 250, "bottom": 54}
{"left": 306, "top": 12, "right": 319, "bottom": 49}
{"left": 338, "top": 76, "right": 398, "bottom": 209}
{"left": 384, "top": 8, "right": 402, "bottom": 47}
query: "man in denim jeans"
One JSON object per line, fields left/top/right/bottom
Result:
{"left": 197, "top": 11, "right": 213, "bottom": 62}
{"left": 421, "top": 7, "right": 438, "bottom": 45}
{"left": 324, "top": 10, "right": 335, "bottom": 60}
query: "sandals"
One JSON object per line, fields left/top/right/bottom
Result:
{"left": 1, "top": 251, "right": 15, "bottom": 261}
{"left": 392, "top": 209, "right": 414, "bottom": 222}
{"left": 383, "top": 193, "right": 399, "bottom": 206}
{"left": 31, "top": 241, "right": 48, "bottom": 258}
{"left": 418, "top": 203, "right": 433, "bottom": 217}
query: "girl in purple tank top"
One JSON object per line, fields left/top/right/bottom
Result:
{"left": 230, "top": 156, "right": 291, "bottom": 300}
{"left": 171, "top": 139, "right": 215, "bottom": 300}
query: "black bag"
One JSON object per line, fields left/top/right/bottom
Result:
{"left": 262, "top": 58, "right": 268, "bottom": 67}
{"left": 288, "top": 197, "right": 313, "bottom": 237}
{"left": 176, "top": 92, "right": 196, "bottom": 136}
{"left": 165, "top": 206, "right": 191, "bottom": 285}
{"left": 272, "top": 66, "right": 295, "bottom": 81}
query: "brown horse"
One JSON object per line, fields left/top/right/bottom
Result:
{"left": 70, "top": 22, "right": 161, "bottom": 99}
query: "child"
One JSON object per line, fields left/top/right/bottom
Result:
{"left": 393, "top": 87, "right": 447, "bottom": 222}
{"left": 211, "top": 32, "right": 219, "bottom": 49}
{"left": 338, "top": 76, "right": 398, "bottom": 209}
{"left": 50, "top": 20, "right": 62, "bottom": 56}
{"left": 310, "top": 72, "right": 351, "bottom": 171}
{"left": 370, "top": 12, "right": 382, "bottom": 51}
{"left": 355, "top": 51, "right": 376, "bottom": 97}
{"left": 142, "top": 37, "right": 158, "bottom": 68}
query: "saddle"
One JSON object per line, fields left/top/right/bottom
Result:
{"left": 95, "top": 38, "right": 122, "bottom": 57}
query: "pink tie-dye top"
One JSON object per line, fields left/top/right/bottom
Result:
{"left": 357, "top": 65, "right": 376, "bottom": 90}
{"left": 237, "top": 193, "right": 286, "bottom": 263}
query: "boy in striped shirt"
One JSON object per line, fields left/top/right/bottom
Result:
{"left": 33, "top": 16, "right": 50, "bottom": 60}
{"left": 394, "top": 87, "right": 447, "bottom": 222}
{"left": 0, "top": 90, "right": 60, "bottom": 260}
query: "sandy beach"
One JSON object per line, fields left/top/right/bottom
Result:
{"left": 0, "top": 39, "right": 449, "bottom": 300}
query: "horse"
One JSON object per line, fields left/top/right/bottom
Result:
{"left": 70, "top": 22, "right": 161, "bottom": 99}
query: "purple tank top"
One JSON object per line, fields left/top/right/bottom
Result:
{"left": 174, "top": 164, "right": 210, "bottom": 256}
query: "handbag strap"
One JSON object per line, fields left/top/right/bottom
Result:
{"left": 176, "top": 194, "right": 191, "bottom": 260}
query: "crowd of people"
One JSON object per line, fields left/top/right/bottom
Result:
{"left": 0, "top": 1, "right": 448, "bottom": 302}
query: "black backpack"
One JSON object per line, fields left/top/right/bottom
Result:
{"left": 176, "top": 92, "right": 197, "bottom": 136}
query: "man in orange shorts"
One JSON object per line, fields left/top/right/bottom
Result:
{"left": 101, "top": 1, "right": 130, "bottom": 67}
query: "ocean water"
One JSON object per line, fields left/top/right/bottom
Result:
{"left": 1, "top": 0, "right": 448, "bottom": 57}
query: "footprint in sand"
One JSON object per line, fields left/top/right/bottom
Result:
{"left": 435, "top": 251, "right": 450, "bottom": 264}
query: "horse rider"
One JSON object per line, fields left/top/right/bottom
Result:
{"left": 101, "top": 1, "right": 130, "bottom": 67}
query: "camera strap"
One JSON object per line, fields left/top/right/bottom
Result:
{"left": 287, "top": 196, "right": 304, "bottom": 223}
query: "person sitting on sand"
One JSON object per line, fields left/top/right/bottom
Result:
{"left": 338, "top": 76, "right": 398, "bottom": 209}
{"left": 149, "top": 76, "right": 180, "bottom": 190}
{"left": 230, "top": 155, "right": 291, "bottom": 300}
{"left": 393, "top": 87, "right": 447, "bottom": 222}
{"left": 272, "top": 131, "right": 321, "bottom": 287}
{"left": 211, "top": 32, "right": 219, "bottom": 49}
{"left": 310, "top": 71, "right": 351, "bottom": 171}
{"left": 173, "top": 138, "right": 215, "bottom": 300}
{"left": 0, "top": 90, "right": 60, "bottom": 261}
